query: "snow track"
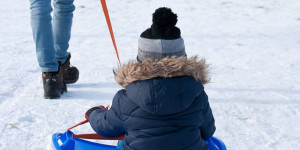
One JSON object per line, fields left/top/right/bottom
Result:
{"left": 0, "top": 0, "right": 300, "bottom": 149}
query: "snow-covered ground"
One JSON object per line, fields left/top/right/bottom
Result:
{"left": 1, "top": 0, "right": 300, "bottom": 149}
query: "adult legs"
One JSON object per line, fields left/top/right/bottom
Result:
{"left": 30, "top": 0, "right": 77, "bottom": 98}
{"left": 30, "top": 0, "right": 58, "bottom": 72}
{"left": 52, "top": 0, "right": 75, "bottom": 63}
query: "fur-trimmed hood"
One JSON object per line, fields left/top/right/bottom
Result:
{"left": 114, "top": 56, "right": 210, "bottom": 88}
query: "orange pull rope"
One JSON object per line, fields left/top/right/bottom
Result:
{"left": 67, "top": 119, "right": 89, "bottom": 131}
{"left": 100, "top": 0, "right": 121, "bottom": 66}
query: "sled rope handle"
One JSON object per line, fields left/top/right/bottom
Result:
{"left": 100, "top": 0, "right": 121, "bottom": 66}
{"left": 74, "top": 133, "right": 125, "bottom": 140}
{"left": 67, "top": 119, "right": 125, "bottom": 140}
{"left": 67, "top": 119, "right": 89, "bottom": 131}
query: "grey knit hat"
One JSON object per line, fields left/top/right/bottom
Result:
{"left": 137, "top": 7, "right": 186, "bottom": 61}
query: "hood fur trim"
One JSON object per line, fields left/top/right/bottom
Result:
{"left": 114, "top": 56, "right": 210, "bottom": 88}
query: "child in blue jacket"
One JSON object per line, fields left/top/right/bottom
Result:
{"left": 85, "top": 7, "right": 216, "bottom": 150}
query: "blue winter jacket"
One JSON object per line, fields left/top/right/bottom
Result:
{"left": 88, "top": 57, "right": 216, "bottom": 150}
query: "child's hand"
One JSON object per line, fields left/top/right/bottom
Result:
{"left": 99, "top": 105, "right": 109, "bottom": 109}
{"left": 85, "top": 105, "right": 109, "bottom": 119}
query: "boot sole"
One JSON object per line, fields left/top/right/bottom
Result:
{"left": 44, "top": 94, "right": 60, "bottom": 99}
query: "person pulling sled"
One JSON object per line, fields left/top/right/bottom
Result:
{"left": 30, "top": 0, "right": 79, "bottom": 99}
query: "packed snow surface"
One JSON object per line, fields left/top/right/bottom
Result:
{"left": 0, "top": 0, "right": 300, "bottom": 149}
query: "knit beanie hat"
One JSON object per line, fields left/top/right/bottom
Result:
{"left": 137, "top": 7, "right": 186, "bottom": 61}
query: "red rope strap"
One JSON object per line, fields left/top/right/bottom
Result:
{"left": 73, "top": 133, "right": 125, "bottom": 140}
{"left": 67, "top": 119, "right": 88, "bottom": 131}
{"left": 67, "top": 119, "right": 125, "bottom": 140}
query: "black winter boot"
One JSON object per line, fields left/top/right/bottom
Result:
{"left": 42, "top": 65, "right": 67, "bottom": 99}
{"left": 60, "top": 53, "right": 79, "bottom": 84}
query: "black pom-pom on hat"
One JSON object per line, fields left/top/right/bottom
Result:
{"left": 152, "top": 7, "right": 178, "bottom": 27}
{"left": 140, "top": 7, "right": 181, "bottom": 40}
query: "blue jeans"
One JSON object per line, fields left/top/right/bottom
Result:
{"left": 30, "top": 0, "right": 75, "bottom": 72}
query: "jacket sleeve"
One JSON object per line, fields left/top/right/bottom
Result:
{"left": 88, "top": 90, "right": 125, "bottom": 138}
{"left": 200, "top": 91, "right": 216, "bottom": 140}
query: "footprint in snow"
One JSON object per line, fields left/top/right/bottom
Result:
{"left": 18, "top": 115, "right": 34, "bottom": 122}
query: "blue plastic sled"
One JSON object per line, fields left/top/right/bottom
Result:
{"left": 52, "top": 131, "right": 226, "bottom": 150}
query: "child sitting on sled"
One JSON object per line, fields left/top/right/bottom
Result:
{"left": 85, "top": 7, "right": 216, "bottom": 150}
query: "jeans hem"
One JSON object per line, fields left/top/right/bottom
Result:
{"left": 41, "top": 66, "right": 59, "bottom": 72}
